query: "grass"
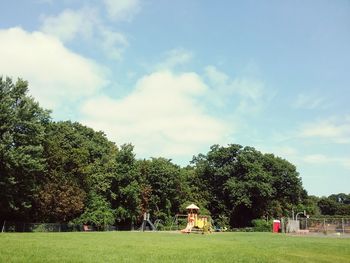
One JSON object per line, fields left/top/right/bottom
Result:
{"left": 1, "top": 232, "right": 350, "bottom": 262}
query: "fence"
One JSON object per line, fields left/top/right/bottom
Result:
{"left": 286, "top": 218, "right": 350, "bottom": 234}
{"left": 1, "top": 221, "right": 116, "bottom": 233}
{"left": 300, "top": 218, "right": 350, "bottom": 234}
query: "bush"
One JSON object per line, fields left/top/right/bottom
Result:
{"left": 251, "top": 219, "right": 272, "bottom": 232}
{"left": 231, "top": 227, "right": 254, "bottom": 232}
{"left": 33, "top": 224, "right": 46, "bottom": 232}
{"left": 73, "top": 193, "right": 115, "bottom": 230}
{"left": 214, "top": 214, "right": 230, "bottom": 230}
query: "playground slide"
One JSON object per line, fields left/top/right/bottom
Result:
{"left": 181, "top": 223, "right": 193, "bottom": 233}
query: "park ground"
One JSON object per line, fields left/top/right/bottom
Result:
{"left": 0, "top": 232, "right": 350, "bottom": 262}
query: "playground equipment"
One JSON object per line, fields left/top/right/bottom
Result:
{"left": 139, "top": 212, "right": 156, "bottom": 231}
{"left": 169, "top": 214, "right": 188, "bottom": 231}
{"left": 180, "top": 204, "right": 211, "bottom": 234}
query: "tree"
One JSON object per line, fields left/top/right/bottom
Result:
{"left": 75, "top": 193, "right": 115, "bottom": 230}
{"left": 328, "top": 193, "right": 350, "bottom": 205}
{"left": 36, "top": 180, "right": 86, "bottom": 222}
{"left": 138, "top": 157, "right": 188, "bottom": 223}
{"left": 37, "top": 121, "right": 118, "bottom": 222}
{"left": 0, "top": 77, "right": 313, "bottom": 227}
{"left": 299, "top": 195, "right": 321, "bottom": 216}
{"left": 318, "top": 197, "right": 339, "bottom": 215}
{"left": 0, "top": 77, "right": 50, "bottom": 221}
{"left": 317, "top": 194, "right": 350, "bottom": 216}
{"left": 262, "top": 153, "right": 307, "bottom": 217}
{"left": 224, "top": 146, "right": 274, "bottom": 226}
{"left": 191, "top": 144, "right": 243, "bottom": 223}
{"left": 43, "top": 121, "right": 118, "bottom": 194}
{"left": 191, "top": 144, "right": 306, "bottom": 227}
{"left": 109, "top": 144, "right": 141, "bottom": 226}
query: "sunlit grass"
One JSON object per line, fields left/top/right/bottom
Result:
{"left": 0, "top": 232, "right": 349, "bottom": 262}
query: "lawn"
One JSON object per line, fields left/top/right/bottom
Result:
{"left": 0, "top": 232, "right": 349, "bottom": 262}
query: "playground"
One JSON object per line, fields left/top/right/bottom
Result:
{"left": 2, "top": 204, "right": 350, "bottom": 262}
{"left": 1, "top": 231, "right": 350, "bottom": 262}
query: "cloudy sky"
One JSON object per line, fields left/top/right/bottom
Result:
{"left": 1, "top": 0, "right": 349, "bottom": 196}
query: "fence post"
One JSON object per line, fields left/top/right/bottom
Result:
{"left": 323, "top": 218, "right": 326, "bottom": 234}
{"left": 1, "top": 221, "right": 5, "bottom": 233}
{"left": 306, "top": 217, "right": 308, "bottom": 230}
{"left": 342, "top": 218, "right": 345, "bottom": 235}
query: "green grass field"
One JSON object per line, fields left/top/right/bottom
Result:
{"left": 1, "top": 232, "right": 349, "bottom": 262}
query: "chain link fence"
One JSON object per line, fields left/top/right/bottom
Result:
{"left": 284, "top": 217, "right": 350, "bottom": 234}
{"left": 300, "top": 218, "right": 350, "bottom": 234}
{"left": 1, "top": 221, "right": 116, "bottom": 233}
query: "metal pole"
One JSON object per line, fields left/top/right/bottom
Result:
{"left": 306, "top": 217, "right": 308, "bottom": 231}
{"left": 1, "top": 221, "right": 5, "bottom": 233}
{"left": 342, "top": 218, "right": 345, "bottom": 235}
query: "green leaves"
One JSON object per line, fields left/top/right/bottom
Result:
{"left": 37, "top": 180, "right": 86, "bottom": 222}
{"left": 192, "top": 144, "right": 305, "bottom": 227}
{"left": 75, "top": 193, "right": 115, "bottom": 229}
{"left": 0, "top": 76, "right": 316, "bottom": 228}
{"left": 0, "top": 77, "right": 49, "bottom": 221}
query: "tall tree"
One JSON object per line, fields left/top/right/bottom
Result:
{"left": 262, "top": 153, "right": 307, "bottom": 217}
{"left": 109, "top": 144, "right": 141, "bottom": 226}
{"left": 139, "top": 157, "right": 188, "bottom": 222}
{"left": 36, "top": 180, "right": 86, "bottom": 222}
{"left": 0, "top": 77, "right": 50, "bottom": 221}
{"left": 36, "top": 121, "right": 117, "bottom": 222}
{"left": 192, "top": 144, "right": 305, "bottom": 227}
{"left": 75, "top": 192, "right": 115, "bottom": 230}
{"left": 317, "top": 194, "right": 350, "bottom": 215}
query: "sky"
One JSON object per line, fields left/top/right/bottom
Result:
{"left": 0, "top": 0, "right": 349, "bottom": 196}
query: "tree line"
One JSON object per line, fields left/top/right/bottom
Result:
{"left": 1, "top": 77, "right": 349, "bottom": 229}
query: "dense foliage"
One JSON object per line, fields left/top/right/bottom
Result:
{"left": 0, "top": 77, "right": 349, "bottom": 228}
{"left": 0, "top": 78, "right": 50, "bottom": 221}
{"left": 191, "top": 145, "right": 307, "bottom": 227}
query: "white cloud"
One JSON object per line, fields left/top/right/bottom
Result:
{"left": 0, "top": 27, "right": 107, "bottom": 109}
{"left": 80, "top": 70, "right": 230, "bottom": 160}
{"left": 274, "top": 146, "right": 298, "bottom": 158}
{"left": 205, "top": 65, "right": 229, "bottom": 86}
{"left": 300, "top": 118, "right": 350, "bottom": 144}
{"left": 234, "top": 78, "right": 265, "bottom": 113}
{"left": 293, "top": 93, "right": 326, "bottom": 110}
{"left": 99, "top": 27, "right": 128, "bottom": 60}
{"left": 204, "top": 65, "right": 266, "bottom": 113}
{"left": 104, "top": 0, "right": 140, "bottom": 21}
{"left": 257, "top": 144, "right": 299, "bottom": 164}
{"left": 40, "top": 7, "right": 98, "bottom": 42}
{"left": 156, "top": 49, "right": 193, "bottom": 70}
{"left": 303, "top": 154, "right": 350, "bottom": 170}
{"left": 40, "top": 7, "right": 128, "bottom": 61}
{"left": 304, "top": 154, "right": 329, "bottom": 164}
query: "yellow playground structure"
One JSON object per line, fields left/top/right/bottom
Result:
{"left": 181, "top": 204, "right": 212, "bottom": 234}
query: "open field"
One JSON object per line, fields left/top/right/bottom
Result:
{"left": 1, "top": 232, "right": 350, "bottom": 263}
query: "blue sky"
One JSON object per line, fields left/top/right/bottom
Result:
{"left": 1, "top": 0, "right": 349, "bottom": 196}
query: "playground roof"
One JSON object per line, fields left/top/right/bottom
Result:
{"left": 186, "top": 204, "right": 199, "bottom": 210}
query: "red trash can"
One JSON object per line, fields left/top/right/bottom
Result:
{"left": 273, "top": 220, "right": 280, "bottom": 233}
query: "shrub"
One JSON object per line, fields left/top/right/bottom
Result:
{"left": 251, "top": 219, "right": 272, "bottom": 232}
{"left": 73, "top": 193, "right": 115, "bottom": 230}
